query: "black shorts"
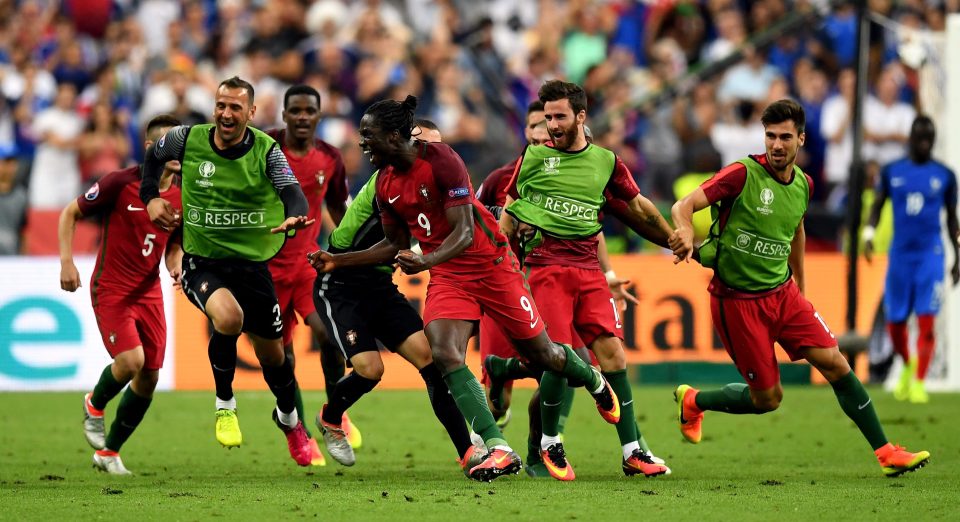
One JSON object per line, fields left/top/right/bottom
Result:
{"left": 313, "top": 272, "right": 423, "bottom": 361}
{"left": 180, "top": 253, "right": 282, "bottom": 340}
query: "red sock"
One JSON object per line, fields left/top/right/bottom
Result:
{"left": 887, "top": 322, "right": 909, "bottom": 363}
{"left": 916, "top": 315, "right": 935, "bottom": 380}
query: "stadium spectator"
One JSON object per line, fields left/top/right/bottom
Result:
{"left": 78, "top": 101, "right": 132, "bottom": 187}
{"left": 27, "top": 82, "right": 83, "bottom": 210}
{"left": 863, "top": 64, "right": 916, "bottom": 167}
{"left": 0, "top": 144, "right": 26, "bottom": 255}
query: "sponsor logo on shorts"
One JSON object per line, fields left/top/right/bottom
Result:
{"left": 346, "top": 330, "right": 358, "bottom": 346}
{"left": 108, "top": 332, "right": 117, "bottom": 345}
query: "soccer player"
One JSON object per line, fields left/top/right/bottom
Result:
{"left": 140, "top": 76, "right": 315, "bottom": 466}
{"left": 200, "top": 84, "right": 357, "bottom": 465}
{"left": 310, "top": 95, "right": 620, "bottom": 482}
{"left": 307, "top": 119, "right": 482, "bottom": 473}
{"left": 500, "top": 80, "right": 678, "bottom": 480}
{"left": 61, "top": 114, "right": 183, "bottom": 475}
{"left": 671, "top": 99, "right": 930, "bottom": 478}
{"left": 864, "top": 116, "right": 959, "bottom": 403}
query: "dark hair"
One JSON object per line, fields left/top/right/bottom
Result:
{"left": 911, "top": 114, "right": 935, "bottom": 133}
{"left": 761, "top": 99, "right": 805, "bottom": 134}
{"left": 218, "top": 76, "right": 255, "bottom": 104}
{"left": 284, "top": 84, "right": 321, "bottom": 110}
{"left": 145, "top": 114, "right": 181, "bottom": 140}
{"left": 538, "top": 80, "right": 587, "bottom": 115}
{"left": 526, "top": 100, "right": 544, "bottom": 115}
{"left": 364, "top": 95, "right": 418, "bottom": 139}
{"left": 414, "top": 118, "right": 439, "bottom": 131}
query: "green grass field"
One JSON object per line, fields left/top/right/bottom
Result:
{"left": 1, "top": 385, "right": 957, "bottom": 521}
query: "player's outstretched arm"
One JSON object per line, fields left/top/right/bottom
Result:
{"left": 670, "top": 187, "right": 709, "bottom": 264}
{"left": 57, "top": 200, "right": 84, "bottom": 292}
{"left": 309, "top": 220, "right": 409, "bottom": 272}
{"left": 397, "top": 204, "right": 473, "bottom": 275}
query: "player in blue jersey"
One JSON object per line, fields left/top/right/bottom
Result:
{"left": 864, "top": 116, "right": 959, "bottom": 403}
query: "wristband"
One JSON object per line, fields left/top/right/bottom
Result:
{"left": 861, "top": 225, "right": 876, "bottom": 242}
{"left": 604, "top": 270, "right": 617, "bottom": 282}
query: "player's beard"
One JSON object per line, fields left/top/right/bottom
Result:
{"left": 552, "top": 124, "right": 578, "bottom": 151}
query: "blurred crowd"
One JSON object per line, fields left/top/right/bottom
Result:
{"left": 1, "top": 0, "right": 958, "bottom": 256}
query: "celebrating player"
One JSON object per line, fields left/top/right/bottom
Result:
{"left": 500, "top": 80, "right": 678, "bottom": 480}
{"left": 62, "top": 115, "right": 183, "bottom": 475}
{"left": 864, "top": 116, "right": 959, "bottom": 403}
{"left": 671, "top": 99, "right": 930, "bottom": 477}
{"left": 307, "top": 119, "right": 482, "bottom": 473}
{"left": 310, "top": 95, "right": 620, "bottom": 482}
{"left": 140, "top": 76, "right": 314, "bottom": 466}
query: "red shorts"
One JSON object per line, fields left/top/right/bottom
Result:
{"left": 527, "top": 264, "right": 622, "bottom": 348}
{"left": 711, "top": 279, "right": 837, "bottom": 390}
{"left": 424, "top": 256, "right": 544, "bottom": 341}
{"left": 273, "top": 262, "right": 318, "bottom": 346}
{"left": 93, "top": 301, "right": 167, "bottom": 370}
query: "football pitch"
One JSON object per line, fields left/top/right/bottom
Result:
{"left": 1, "top": 385, "right": 957, "bottom": 521}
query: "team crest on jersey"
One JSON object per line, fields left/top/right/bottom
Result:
{"left": 931, "top": 177, "right": 942, "bottom": 191}
{"left": 108, "top": 332, "right": 117, "bottom": 345}
{"left": 346, "top": 330, "right": 358, "bottom": 346}
{"left": 84, "top": 183, "right": 100, "bottom": 200}
{"left": 418, "top": 184, "right": 431, "bottom": 201}
{"left": 544, "top": 157, "right": 561, "bottom": 174}
{"left": 316, "top": 170, "right": 325, "bottom": 186}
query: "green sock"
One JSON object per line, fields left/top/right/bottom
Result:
{"left": 90, "top": 364, "right": 127, "bottom": 411}
{"left": 104, "top": 387, "right": 152, "bottom": 452}
{"left": 560, "top": 345, "right": 601, "bottom": 391}
{"left": 638, "top": 435, "right": 651, "bottom": 453}
{"left": 605, "top": 370, "right": 639, "bottom": 446}
{"left": 527, "top": 434, "right": 542, "bottom": 464}
{"left": 830, "top": 371, "right": 887, "bottom": 450}
{"left": 556, "top": 385, "right": 576, "bottom": 434}
{"left": 294, "top": 385, "right": 312, "bottom": 438}
{"left": 487, "top": 356, "right": 533, "bottom": 380}
{"left": 539, "top": 371, "right": 566, "bottom": 437}
{"left": 695, "top": 383, "right": 764, "bottom": 414}
{"left": 443, "top": 366, "right": 506, "bottom": 448}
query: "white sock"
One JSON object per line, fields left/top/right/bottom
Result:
{"left": 216, "top": 396, "right": 236, "bottom": 411}
{"left": 277, "top": 407, "right": 299, "bottom": 428}
{"left": 540, "top": 434, "right": 562, "bottom": 451}
{"left": 491, "top": 444, "right": 513, "bottom": 453}
{"left": 622, "top": 441, "right": 640, "bottom": 460}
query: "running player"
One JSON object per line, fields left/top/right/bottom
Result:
{"left": 501, "top": 80, "right": 678, "bottom": 480}
{"left": 671, "top": 98, "right": 930, "bottom": 477}
{"left": 61, "top": 114, "right": 183, "bottom": 475}
{"left": 310, "top": 95, "right": 621, "bottom": 482}
{"left": 307, "top": 119, "right": 482, "bottom": 474}
{"left": 864, "top": 116, "right": 959, "bottom": 403}
{"left": 140, "top": 76, "right": 314, "bottom": 466}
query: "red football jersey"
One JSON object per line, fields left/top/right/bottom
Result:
{"left": 377, "top": 142, "right": 507, "bottom": 280}
{"left": 476, "top": 159, "right": 516, "bottom": 209}
{"left": 77, "top": 166, "right": 182, "bottom": 305}
{"left": 266, "top": 130, "right": 348, "bottom": 275}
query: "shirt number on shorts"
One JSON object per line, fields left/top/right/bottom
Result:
{"left": 608, "top": 298, "right": 622, "bottom": 329}
{"left": 814, "top": 311, "right": 835, "bottom": 338}
{"left": 272, "top": 304, "right": 283, "bottom": 332}
{"left": 141, "top": 233, "right": 157, "bottom": 257}
{"left": 417, "top": 213, "right": 432, "bottom": 236}
{"left": 520, "top": 295, "right": 539, "bottom": 328}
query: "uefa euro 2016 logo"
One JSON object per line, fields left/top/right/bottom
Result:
{"left": 199, "top": 161, "right": 216, "bottom": 178}
{"left": 544, "top": 157, "right": 560, "bottom": 174}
